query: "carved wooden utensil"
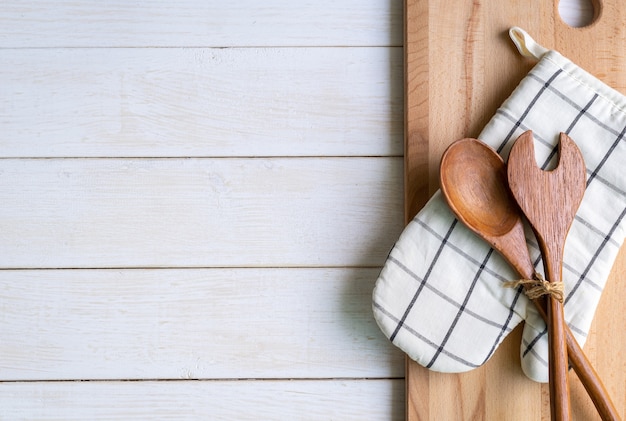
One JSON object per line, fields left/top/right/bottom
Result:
{"left": 440, "top": 137, "right": 619, "bottom": 421}
{"left": 507, "top": 130, "right": 587, "bottom": 421}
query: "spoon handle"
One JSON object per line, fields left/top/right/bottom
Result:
{"left": 528, "top": 293, "right": 620, "bottom": 421}
{"left": 548, "top": 290, "right": 571, "bottom": 421}
{"left": 541, "top": 243, "right": 571, "bottom": 421}
{"left": 517, "top": 255, "right": 619, "bottom": 420}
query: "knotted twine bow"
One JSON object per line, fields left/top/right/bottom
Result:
{"left": 504, "top": 273, "right": 565, "bottom": 303}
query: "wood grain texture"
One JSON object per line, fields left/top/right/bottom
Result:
{"left": 405, "top": 0, "right": 625, "bottom": 420}
{"left": 0, "top": 47, "right": 402, "bottom": 158}
{"left": 0, "top": 157, "right": 402, "bottom": 268}
{"left": 0, "top": 0, "right": 403, "bottom": 48}
{"left": 0, "top": 379, "right": 405, "bottom": 420}
{"left": 0, "top": 268, "right": 403, "bottom": 380}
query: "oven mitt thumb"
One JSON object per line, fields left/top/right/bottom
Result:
{"left": 373, "top": 28, "right": 626, "bottom": 383}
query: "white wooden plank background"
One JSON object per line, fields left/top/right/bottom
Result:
{"left": 0, "top": 268, "right": 402, "bottom": 380}
{"left": 0, "top": 158, "right": 402, "bottom": 268}
{"left": 0, "top": 0, "right": 403, "bottom": 48}
{"left": 0, "top": 380, "right": 405, "bottom": 420}
{"left": 0, "top": 48, "right": 402, "bottom": 158}
{"left": 0, "top": 0, "right": 593, "bottom": 419}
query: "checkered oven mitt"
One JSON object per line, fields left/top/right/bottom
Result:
{"left": 373, "top": 27, "right": 626, "bottom": 383}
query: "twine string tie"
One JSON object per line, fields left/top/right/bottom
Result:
{"left": 504, "top": 272, "right": 565, "bottom": 303}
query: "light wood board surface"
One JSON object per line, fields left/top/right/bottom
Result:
{"left": 405, "top": 0, "right": 626, "bottom": 420}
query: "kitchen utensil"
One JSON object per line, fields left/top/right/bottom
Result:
{"left": 507, "top": 130, "right": 587, "bottom": 420}
{"left": 440, "top": 137, "right": 620, "bottom": 421}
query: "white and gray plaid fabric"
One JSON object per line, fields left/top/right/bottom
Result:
{"left": 373, "top": 48, "right": 626, "bottom": 383}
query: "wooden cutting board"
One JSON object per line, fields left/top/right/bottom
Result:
{"left": 405, "top": 1, "right": 626, "bottom": 419}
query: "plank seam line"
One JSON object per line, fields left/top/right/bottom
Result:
{"left": 0, "top": 377, "right": 405, "bottom": 384}
{"left": 0, "top": 265, "right": 385, "bottom": 271}
{"left": 0, "top": 45, "right": 402, "bottom": 50}
{"left": 0, "top": 155, "right": 403, "bottom": 160}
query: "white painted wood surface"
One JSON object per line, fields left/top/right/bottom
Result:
{"left": 0, "top": 268, "right": 403, "bottom": 380}
{"left": 0, "top": 0, "right": 592, "bottom": 419}
{"left": 0, "top": 380, "right": 404, "bottom": 420}
{"left": 0, "top": 158, "right": 402, "bottom": 268}
{"left": 0, "top": 0, "right": 403, "bottom": 48}
{"left": 1, "top": 48, "right": 402, "bottom": 157}
{"left": 0, "top": 1, "right": 405, "bottom": 419}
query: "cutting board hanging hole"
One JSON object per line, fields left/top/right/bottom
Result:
{"left": 557, "top": 0, "right": 601, "bottom": 28}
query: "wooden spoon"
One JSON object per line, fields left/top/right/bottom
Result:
{"left": 507, "top": 130, "right": 586, "bottom": 421}
{"left": 440, "top": 136, "right": 620, "bottom": 421}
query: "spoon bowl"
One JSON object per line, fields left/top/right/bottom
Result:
{"left": 440, "top": 138, "right": 533, "bottom": 277}
{"left": 441, "top": 138, "right": 518, "bottom": 236}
